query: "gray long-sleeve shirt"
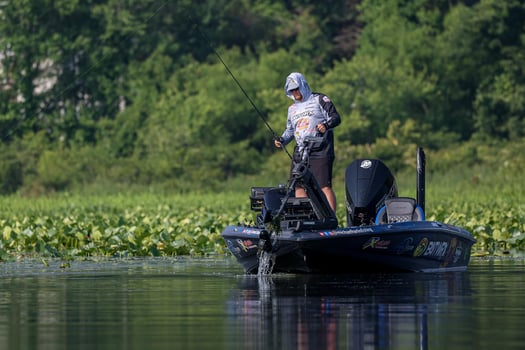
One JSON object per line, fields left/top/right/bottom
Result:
{"left": 281, "top": 72, "right": 341, "bottom": 159}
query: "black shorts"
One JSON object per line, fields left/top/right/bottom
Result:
{"left": 291, "top": 157, "right": 334, "bottom": 188}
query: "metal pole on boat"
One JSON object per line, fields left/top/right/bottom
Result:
{"left": 417, "top": 147, "right": 426, "bottom": 212}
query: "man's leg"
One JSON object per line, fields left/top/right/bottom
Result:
{"left": 295, "top": 186, "right": 307, "bottom": 198}
{"left": 322, "top": 186, "right": 336, "bottom": 213}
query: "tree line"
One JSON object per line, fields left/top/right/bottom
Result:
{"left": 0, "top": 0, "right": 524, "bottom": 194}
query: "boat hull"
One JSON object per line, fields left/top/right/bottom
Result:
{"left": 222, "top": 221, "right": 476, "bottom": 274}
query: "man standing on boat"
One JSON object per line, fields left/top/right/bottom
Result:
{"left": 274, "top": 72, "right": 341, "bottom": 213}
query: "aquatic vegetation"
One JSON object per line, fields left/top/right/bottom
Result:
{"left": 429, "top": 202, "right": 525, "bottom": 256}
{"left": 0, "top": 169, "right": 523, "bottom": 260}
{"left": 0, "top": 192, "right": 251, "bottom": 260}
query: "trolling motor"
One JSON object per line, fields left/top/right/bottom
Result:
{"left": 258, "top": 230, "right": 272, "bottom": 252}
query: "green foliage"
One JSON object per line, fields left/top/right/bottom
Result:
{"left": 37, "top": 150, "right": 72, "bottom": 191}
{"left": 2, "top": 0, "right": 525, "bottom": 195}
{"left": 0, "top": 148, "right": 23, "bottom": 195}
{"left": 423, "top": 140, "right": 525, "bottom": 255}
{"left": 0, "top": 139, "right": 524, "bottom": 259}
{"left": 1, "top": 0, "right": 525, "bottom": 262}
{"left": 474, "top": 66, "right": 525, "bottom": 140}
{"left": 0, "top": 192, "right": 250, "bottom": 259}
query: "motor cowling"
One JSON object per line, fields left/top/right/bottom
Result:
{"left": 345, "top": 159, "right": 398, "bottom": 226}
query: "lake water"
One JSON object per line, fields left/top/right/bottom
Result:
{"left": 1, "top": 257, "right": 524, "bottom": 350}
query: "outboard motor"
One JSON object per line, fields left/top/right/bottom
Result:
{"left": 345, "top": 159, "right": 398, "bottom": 226}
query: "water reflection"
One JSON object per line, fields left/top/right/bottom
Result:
{"left": 2, "top": 258, "right": 524, "bottom": 349}
{"left": 228, "top": 272, "right": 471, "bottom": 349}
{"left": 0, "top": 258, "right": 240, "bottom": 350}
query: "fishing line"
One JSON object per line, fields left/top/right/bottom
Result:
{"left": 189, "top": 15, "right": 292, "bottom": 159}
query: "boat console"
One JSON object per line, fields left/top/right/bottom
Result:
{"left": 249, "top": 136, "right": 338, "bottom": 232}
{"left": 250, "top": 181, "right": 338, "bottom": 232}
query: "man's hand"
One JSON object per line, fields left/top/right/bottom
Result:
{"left": 317, "top": 123, "right": 327, "bottom": 133}
{"left": 273, "top": 136, "right": 284, "bottom": 148}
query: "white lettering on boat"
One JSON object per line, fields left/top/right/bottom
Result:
{"left": 335, "top": 227, "right": 374, "bottom": 234}
{"left": 423, "top": 241, "right": 449, "bottom": 257}
{"left": 242, "top": 228, "right": 262, "bottom": 235}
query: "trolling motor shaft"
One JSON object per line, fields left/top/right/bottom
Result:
{"left": 258, "top": 230, "right": 272, "bottom": 252}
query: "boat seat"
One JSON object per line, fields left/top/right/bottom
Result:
{"left": 374, "top": 197, "right": 425, "bottom": 224}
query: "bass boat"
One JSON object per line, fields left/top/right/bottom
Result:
{"left": 221, "top": 137, "right": 476, "bottom": 274}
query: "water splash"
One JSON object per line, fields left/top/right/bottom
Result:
{"left": 257, "top": 229, "right": 275, "bottom": 275}
{"left": 257, "top": 249, "right": 275, "bottom": 275}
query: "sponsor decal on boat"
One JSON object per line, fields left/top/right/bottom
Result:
{"left": 413, "top": 237, "right": 429, "bottom": 257}
{"left": 448, "top": 238, "right": 466, "bottom": 264}
{"left": 454, "top": 244, "right": 465, "bottom": 263}
{"left": 394, "top": 237, "right": 415, "bottom": 254}
{"left": 237, "top": 239, "right": 257, "bottom": 252}
{"left": 441, "top": 238, "right": 464, "bottom": 267}
{"left": 362, "top": 237, "right": 391, "bottom": 250}
{"left": 337, "top": 227, "right": 374, "bottom": 234}
{"left": 242, "top": 228, "right": 262, "bottom": 235}
{"left": 444, "top": 237, "right": 458, "bottom": 263}
{"left": 226, "top": 240, "right": 243, "bottom": 258}
{"left": 317, "top": 227, "right": 374, "bottom": 236}
{"left": 422, "top": 240, "right": 449, "bottom": 257}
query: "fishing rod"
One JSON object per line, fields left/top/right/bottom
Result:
{"left": 190, "top": 18, "right": 292, "bottom": 159}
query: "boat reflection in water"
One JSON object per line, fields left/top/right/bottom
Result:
{"left": 227, "top": 272, "right": 471, "bottom": 349}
